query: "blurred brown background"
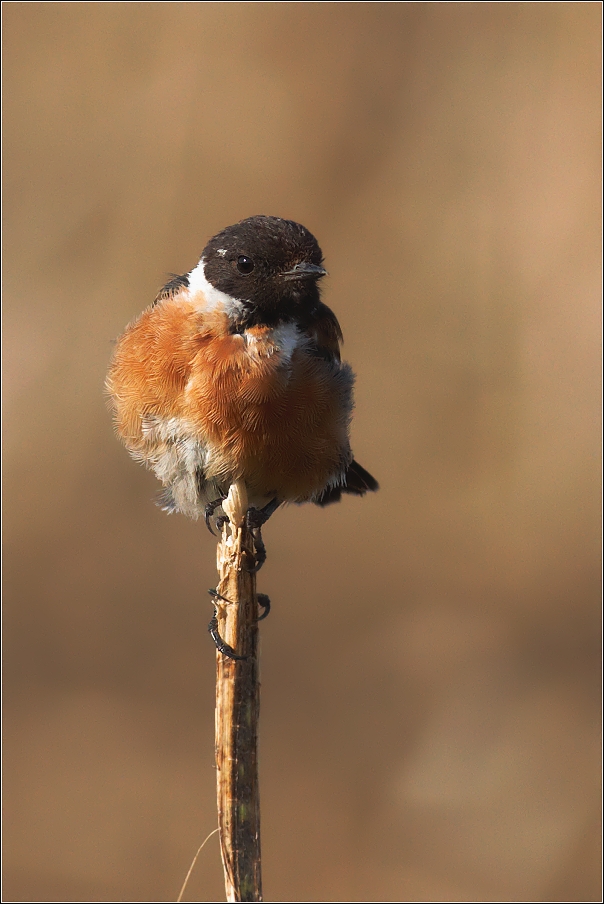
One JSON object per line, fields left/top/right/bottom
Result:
{"left": 3, "top": 3, "right": 601, "bottom": 902}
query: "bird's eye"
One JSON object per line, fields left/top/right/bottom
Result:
{"left": 236, "top": 255, "right": 255, "bottom": 275}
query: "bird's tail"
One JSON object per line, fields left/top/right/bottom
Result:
{"left": 313, "top": 459, "right": 379, "bottom": 507}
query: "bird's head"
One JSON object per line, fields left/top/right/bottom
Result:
{"left": 197, "top": 215, "right": 327, "bottom": 328}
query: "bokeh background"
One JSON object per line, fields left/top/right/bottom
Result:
{"left": 3, "top": 3, "right": 601, "bottom": 902}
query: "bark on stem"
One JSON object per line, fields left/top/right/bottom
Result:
{"left": 214, "top": 481, "right": 263, "bottom": 902}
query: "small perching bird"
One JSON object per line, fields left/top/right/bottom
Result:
{"left": 106, "top": 215, "right": 378, "bottom": 561}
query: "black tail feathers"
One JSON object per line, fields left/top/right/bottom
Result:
{"left": 314, "top": 459, "right": 379, "bottom": 507}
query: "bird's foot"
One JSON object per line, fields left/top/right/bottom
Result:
{"left": 244, "top": 499, "right": 279, "bottom": 571}
{"left": 207, "top": 589, "right": 247, "bottom": 660}
{"left": 207, "top": 588, "right": 271, "bottom": 658}
{"left": 257, "top": 593, "right": 271, "bottom": 621}
{"left": 204, "top": 494, "right": 228, "bottom": 536}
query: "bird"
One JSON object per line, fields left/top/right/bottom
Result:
{"left": 106, "top": 215, "right": 378, "bottom": 570}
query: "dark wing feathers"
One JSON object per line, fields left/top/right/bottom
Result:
{"left": 153, "top": 273, "right": 190, "bottom": 305}
{"left": 306, "top": 302, "right": 343, "bottom": 362}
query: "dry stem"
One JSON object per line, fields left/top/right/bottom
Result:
{"left": 214, "top": 481, "right": 263, "bottom": 902}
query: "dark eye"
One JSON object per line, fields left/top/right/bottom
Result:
{"left": 236, "top": 255, "right": 255, "bottom": 275}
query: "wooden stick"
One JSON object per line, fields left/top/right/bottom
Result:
{"left": 214, "top": 481, "right": 263, "bottom": 902}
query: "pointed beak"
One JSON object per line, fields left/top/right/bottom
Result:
{"left": 281, "top": 262, "right": 328, "bottom": 280}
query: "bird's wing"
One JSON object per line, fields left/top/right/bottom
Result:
{"left": 153, "top": 273, "right": 191, "bottom": 305}
{"left": 305, "top": 302, "right": 343, "bottom": 362}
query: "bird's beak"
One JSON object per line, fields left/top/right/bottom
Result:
{"left": 281, "top": 262, "right": 328, "bottom": 280}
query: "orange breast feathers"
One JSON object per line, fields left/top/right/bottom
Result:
{"left": 106, "top": 292, "right": 355, "bottom": 515}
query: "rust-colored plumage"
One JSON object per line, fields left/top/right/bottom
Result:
{"left": 106, "top": 216, "right": 377, "bottom": 520}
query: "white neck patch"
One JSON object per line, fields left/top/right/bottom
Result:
{"left": 244, "top": 321, "right": 301, "bottom": 365}
{"left": 187, "top": 258, "right": 246, "bottom": 319}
